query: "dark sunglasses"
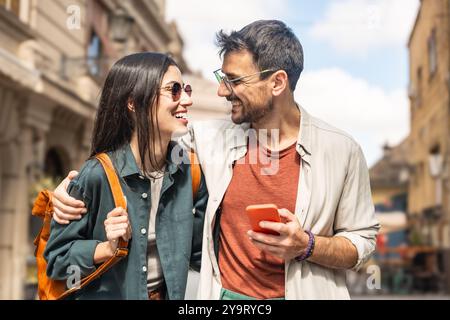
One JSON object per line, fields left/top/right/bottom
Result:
{"left": 161, "top": 82, "right": 193, "bottom": 101}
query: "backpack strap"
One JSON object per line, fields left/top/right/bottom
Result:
{"left": 94, "top": 153, "right": 129, "bottom": 252}
{"left": 58, "top": 153, "right": 128, "bottom": 299}
{"left": 189, "top": 150, "right": 201, "bottom": 201}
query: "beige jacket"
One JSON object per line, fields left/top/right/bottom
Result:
{"left": 185, "top": 105, "right": 380, "bottom": 300}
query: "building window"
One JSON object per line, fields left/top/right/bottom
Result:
{"left": 416, "top": 67, "right": 422, "bottom": 108}
{"left": 429, "top": 145, "right": 442, "bottom": 178}
{"left": 411, "top": 166, "right": 418, "bottom": 186}
{"left": 87, "top": 31, "right": 103, "bottom": 77}
{"left": 419, "top": 162, "right": 425, "bottom": 185}
{"left": 428, "top": 29, "right": 437, "bottom": 76}
{"left": 0, "top": 0, "right": 20, "bottom": 16}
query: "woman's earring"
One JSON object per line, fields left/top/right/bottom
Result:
{"left": 128, "top": 103, "right": 135, "bottom": 112}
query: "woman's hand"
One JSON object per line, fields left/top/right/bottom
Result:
{"left": 104, "top": 207, "right": 132, "bottom": 253}
{"left": 94, "top": 208, "right": 131, "bottom": 264}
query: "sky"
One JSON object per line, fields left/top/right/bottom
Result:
{"left": 166, "top": 0, "right": 420, "bottom": 167}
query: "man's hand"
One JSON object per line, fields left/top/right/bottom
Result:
{"left": 52, "top": 171, "right": 87, "bottom": 225}
{"left": 249, "top": 208, "right": 359, "bottom": 269}
{"left": 247, "top": 208, "right": 309, "bottom": 260}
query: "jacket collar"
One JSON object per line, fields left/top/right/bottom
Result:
{"left": 110, "top": 142, "right": 185, "bottom": 179}
{"left": 228, "top": 122, "right": 251, "bottom": 150}
{"left": 227, "top": 103, "right": 312, "bottom": 162}
{"left": 296, "top": 104, "right": 312, "bottom": 163}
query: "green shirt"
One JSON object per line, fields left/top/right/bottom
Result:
{"left": 44, "top": 143, "right": 207, "bottom": 300}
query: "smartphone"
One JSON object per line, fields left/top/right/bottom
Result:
{"left": 245, "top": 204, "right": 281, "bottom": 235}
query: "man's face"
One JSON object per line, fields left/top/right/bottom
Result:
{"left": 218, "top": 50, "right": 273, "bottom": 124}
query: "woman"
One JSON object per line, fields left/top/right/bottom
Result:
{"left": 44, "top": 52, "right": 207, "bottom": 300}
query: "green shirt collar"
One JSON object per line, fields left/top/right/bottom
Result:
{"left": 110, "top": 142, "right": 186, "bottom": 179}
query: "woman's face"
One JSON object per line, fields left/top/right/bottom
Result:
{"left": 155, "top": 65, "right": 193, "bottom": 138}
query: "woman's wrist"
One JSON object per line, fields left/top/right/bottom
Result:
{"left": 93, "top": 241, "right": 115, "bottom": 264}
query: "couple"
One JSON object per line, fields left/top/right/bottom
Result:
{"left": 44, "top": 20, "right": 379, "bottom": 300}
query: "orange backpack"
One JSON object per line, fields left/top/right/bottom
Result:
{"left": 32, "top": 151, "right": 201, "bottom": 300}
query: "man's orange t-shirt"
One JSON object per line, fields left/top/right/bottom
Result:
{"left": 218, "top": 141, "right": 300, "bottom": 299}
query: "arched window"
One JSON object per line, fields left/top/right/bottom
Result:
{"left": 43, "top": 148, "right": 65, "bottom": 179}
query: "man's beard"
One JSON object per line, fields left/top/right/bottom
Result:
{"left": 229, "top": 95, "right": 273, "bottom": 124}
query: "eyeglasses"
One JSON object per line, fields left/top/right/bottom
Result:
{"left": 160, "top": 82, "right": 193, "bottom": 102}
{"left": 213, "top": 69, "right": 276, "bottom": 92}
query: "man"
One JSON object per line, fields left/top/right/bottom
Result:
{"left": 52, "top": 20, "right": 379, "bottom": 300}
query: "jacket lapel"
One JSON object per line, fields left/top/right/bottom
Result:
{"left": 295, "top": 105, "right": 313, "bottom": 228}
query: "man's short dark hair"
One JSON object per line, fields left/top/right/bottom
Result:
{"left": 216, "top": 20, "right": 304, "bottom": 91}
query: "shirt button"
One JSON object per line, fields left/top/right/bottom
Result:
{"left": 141, "top": 193, "right": 148, "bottom": 199}
{"left": 142, "top": 266, "right": 147, "bottom": 273}
{"left": 141, "top": 228, "right": 147, "bottom": 235}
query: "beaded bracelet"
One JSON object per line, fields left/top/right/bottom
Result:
{"left": 295, "top": 230, "right": 315, "bottom": 262}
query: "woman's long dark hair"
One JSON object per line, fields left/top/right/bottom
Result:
{"left": 90, "top": 52, "right": 178, "bottom": 175}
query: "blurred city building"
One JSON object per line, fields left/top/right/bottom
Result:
{"left": 366, "top": 0, "right": 450, "bottom": 296}
{"left": 408, "top": 0, "right": 450, "bottom": 292}
{"left": 408, "top": 0, "right": 450, "bottom": 250}
{"left": 0, "top": 0, "right": 227, "bottom": 299}
{"left": 370, "top": 141, "right": 410, "bottom": 212}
